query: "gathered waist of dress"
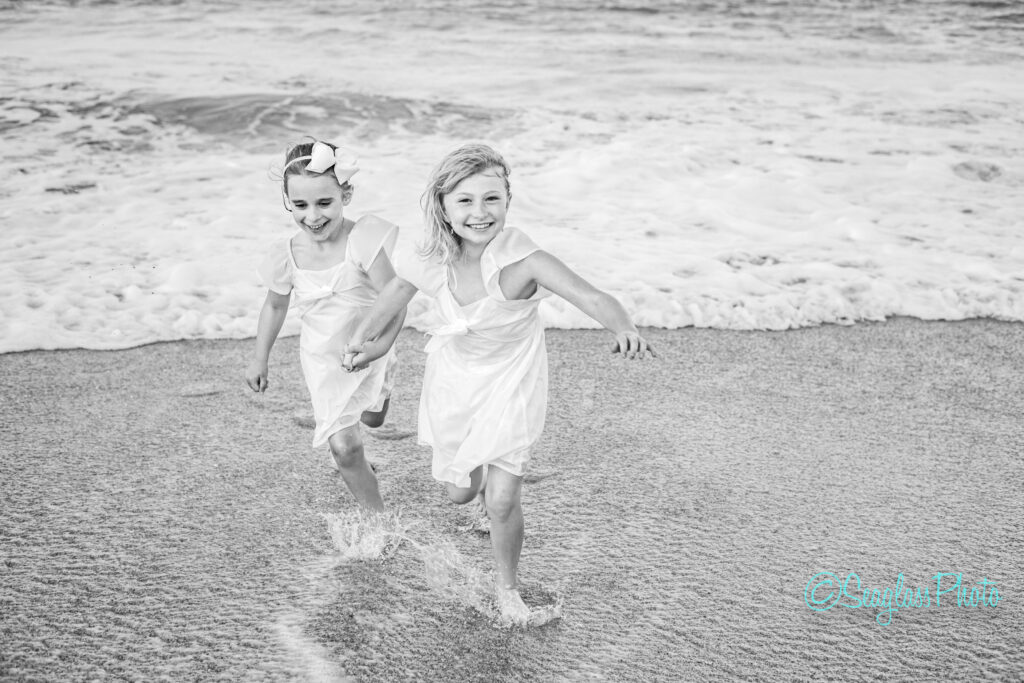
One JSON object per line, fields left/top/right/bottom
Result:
{"left": 425, "top": 316, "right": 543, "bottom": 356}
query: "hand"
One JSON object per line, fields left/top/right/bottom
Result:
{"left": 342, "top": 340, "right": 382, "bottom": 372}
{"left": 341, "top": 341, "right": 362, "bottom": 372}
{"left": 245, "top": 360, "right": 270, "bottom": 392}
{"left": 610, "top": 331, "right": 656, "bottom": 360}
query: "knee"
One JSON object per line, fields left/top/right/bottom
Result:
{"left": 446, "top": 485, "right": 478, "bottom": 505}
{"left": 328, "top": 430, "right": 364, "bottom": 469}
{"left": 361, "top": 398, "right": 390, "bottom": 429}
{"left": 360, "top": 411, "right": 385, "bottom": 429}
{"left": 485, "top": 489, "right": 520, "bottom": 523}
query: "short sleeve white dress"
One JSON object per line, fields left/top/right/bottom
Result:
{"left": 400, "top": 227, "right": 549, "bottom": 488}
{"left": 258, "top": 215, "right": 398, "bottom": 448}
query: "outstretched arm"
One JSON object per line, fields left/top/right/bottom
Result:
{"left": 343, "top": 276, "right": 419, "bottom": 372}
{"left": 525, "top": 251, "right": 655, "bottom": 359}
{"left": 245, "top": 289, "right": 291, "bottom": 392}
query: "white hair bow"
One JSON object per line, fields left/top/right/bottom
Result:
{"left": 304, "top": 141, "right": 360, "bottom": 184}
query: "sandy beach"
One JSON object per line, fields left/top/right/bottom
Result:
{"left": 2, "top": 319, "right": 1022, "bottom": 681}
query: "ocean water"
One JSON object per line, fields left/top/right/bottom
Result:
{"left": 1, "top": 0, "right": 1022, "bottom": 352}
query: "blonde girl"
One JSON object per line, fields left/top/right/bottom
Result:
{"left": 343, "top": 143, "right": 653, "bottom": 622}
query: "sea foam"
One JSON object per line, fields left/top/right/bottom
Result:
{"left": 1, "top": 1, "right": 1022, "bottom": 352}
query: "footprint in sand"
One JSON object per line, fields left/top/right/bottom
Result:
{"left": 292, "top": 414, "right": 316, "bottom": 429}
{"left": 953, "top": 161, "right": 1001, "bottom": 182}
{"left": 180, "top": 384, "right": 224, "bottom": 397}
{"left": 523, "top": 471, "right": 557, "bottom": 484}
{"left": 292, "top": 415, "right": 414, "bottom": 440}
{"left": 367, "top": 426, "right": 416, "bottom": 440}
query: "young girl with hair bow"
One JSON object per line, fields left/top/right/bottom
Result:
{"left": 342, "top": 143, "right": 654, "bottom": 623}
{"left": 246, "top": 140, "right": 405, "bottom": 512}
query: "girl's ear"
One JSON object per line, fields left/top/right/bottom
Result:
{"left": 341, "top": 185, "right": 354, "bottom": 205}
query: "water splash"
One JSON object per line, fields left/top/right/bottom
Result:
{"left": 319, "top": 507, "right": 562, "bottom": 628}
{"left": 419, "top": 538, "right": 497, "bottom": 616}
{"left": 524, "top": 595, "right": 564, "bottom": 628}
{"left": 320, "top": 509, "right": 408, "bottom": 561}
{"left": 419, "top": 538, "right": 563, "bottom": 628}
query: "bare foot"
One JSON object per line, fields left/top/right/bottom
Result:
{"left": 495, "top": 586, "right": 531, "bottom": 627}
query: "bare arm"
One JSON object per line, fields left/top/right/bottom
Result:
{"left": 358, "top": 249, "right": 408, "bottom": 360}
{"left": 524, "top": 251, "right": 655, "bottom": 359}
{"left": 245, "top": 289, "right": 291, "bottom": 392}
{"left": 343, "top": 276, "right": 419, "bottom": 372}
{"left": 365, "top": 246, "right": 399, "bottom": 294}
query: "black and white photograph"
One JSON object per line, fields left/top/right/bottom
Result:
{"left": 2, "top": 0, "right": 1022, "bottom": 680}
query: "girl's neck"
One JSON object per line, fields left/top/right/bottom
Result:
{"left": 456, "top": 238, "right": 491, "bottom": 264}
{"left": 291, "top": 218, "right": 352, "bottom": 269}
{"left": 456, "top": 249, "right": 483, "bottom": 265}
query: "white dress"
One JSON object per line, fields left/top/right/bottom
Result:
{"left": 259, "top": 216, "right": 398, "bottom": 448}
{"left": 399, "top": 227, "right": 549, "bottom": 488}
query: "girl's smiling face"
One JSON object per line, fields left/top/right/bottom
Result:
{"left": 286, "top": 174, "right": 351, "bottom": 242}
{"left": 442, "top": 168, "right": 509, "bottom": 251}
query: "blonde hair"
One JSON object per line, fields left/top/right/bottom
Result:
{"left": 420, "top": 143, "right": 511, "bottom": 265}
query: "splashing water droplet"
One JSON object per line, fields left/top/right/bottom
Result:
{"left": 319, "top": 509, "right": 563, "bottom": 628}
{"left": 320, "top": 509, "right": 408, "bottom": 561}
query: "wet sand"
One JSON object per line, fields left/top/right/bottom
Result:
{"left": 2, "top": 320, "right": 1022, "bottom": 681}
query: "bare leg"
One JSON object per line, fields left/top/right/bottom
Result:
{"left": 484, "top": 468, "right": 530, "bottom": 624}
{"left": 361, "top": 354, "right": 396, "bottom": 429}
{"left": 445, "top": 467, "right": 530, "bottom": 623}
{"left": 443, "top": 466, "right": 486, "bottom": 504}
{"left": 473, "top": 466, "right": 490, "bottom": 532}
{"left": 360, "top": 397, "right": 390, "bottom": 429}
{"left": 327, "top": 424, "right": 384, "bottom": 512}
{"left": 484, "top": 468, "right": 524, "bottom": 591}
{"left": 444, "top": 466, "right": 489, "bottom": 531}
